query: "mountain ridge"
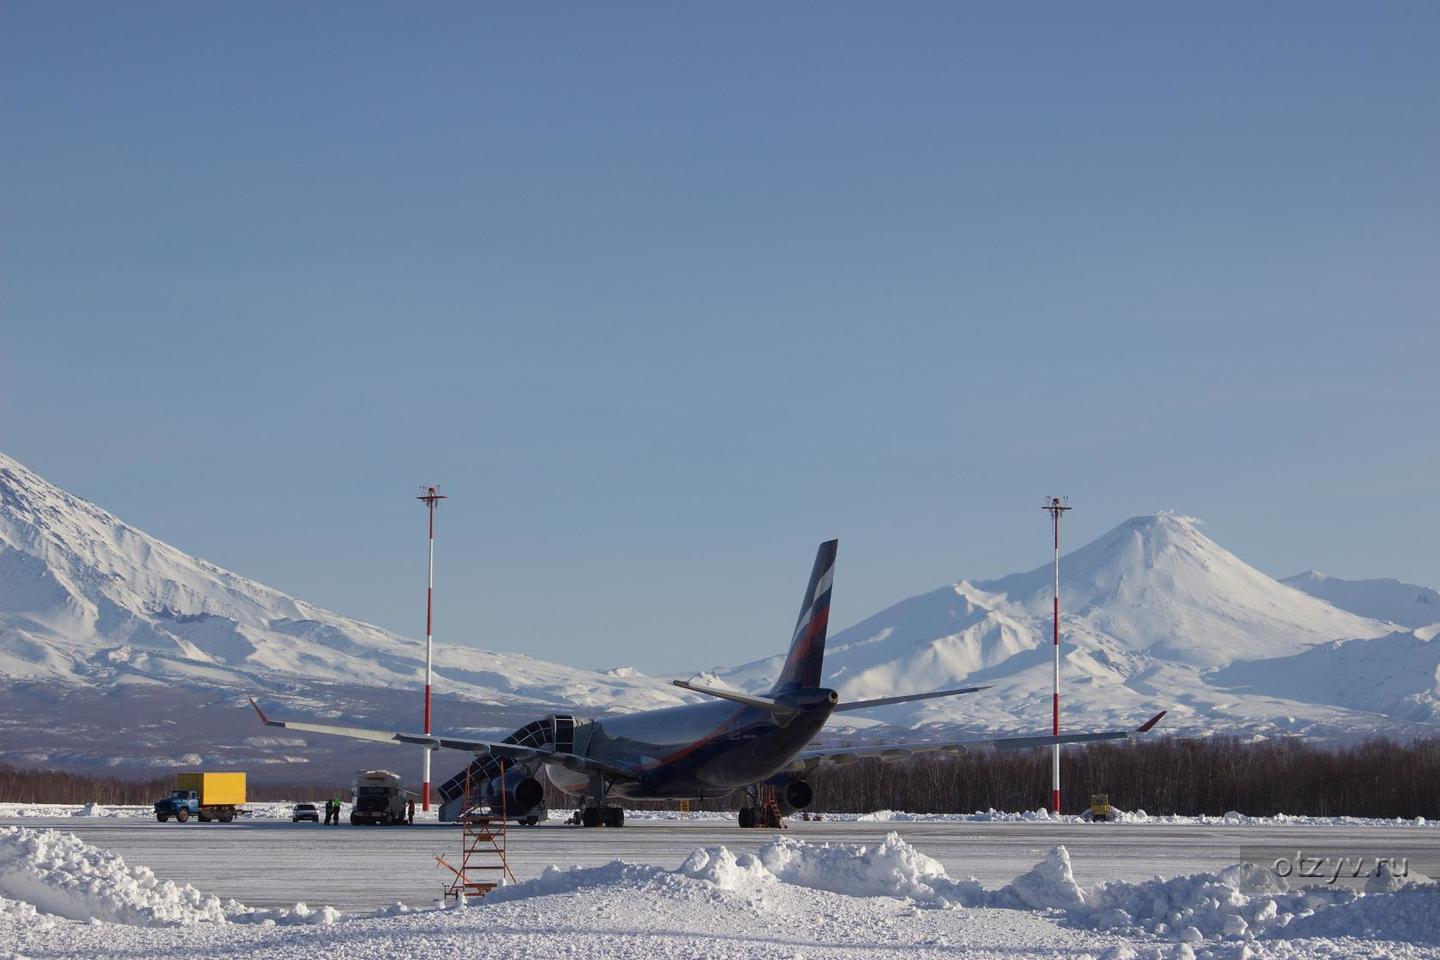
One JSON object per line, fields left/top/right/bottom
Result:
{"left": 0, "top": 450, "right": 691, "bottom": 712}
{"left": 2, "top": 450, "right": 1438, "bottom": 776}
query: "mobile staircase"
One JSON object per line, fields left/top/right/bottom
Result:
{"left": 436, "top": 764, "right": 517, "bottom": 900}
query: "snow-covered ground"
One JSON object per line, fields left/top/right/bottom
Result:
{"left": 1, "top": 801, "right": 1431, "bottom": 829}
{"left": 2, "top": 820, "right": 1438, "bottom": 960}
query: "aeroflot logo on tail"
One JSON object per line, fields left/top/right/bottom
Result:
{"left": 793, "top": 564, "right": 834, "bottom": 643}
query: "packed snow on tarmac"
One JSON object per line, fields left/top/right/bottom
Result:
{"left": 2, "top": 824, "right": 1439, "bottom": 959}
{"left": 0, "top": 801, "right": 1430, "bottom": 829}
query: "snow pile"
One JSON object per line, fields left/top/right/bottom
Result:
{"left": 0, "top": 826, "right": 345, "bottom": 928}
{"left": 0, "top": 803, "right": 153, "bottom": 819}
{"left": 0, "top": 825, "right": 229, "bottom": 925}
{"left": 853, "top": 807, "right": 1435, "bottom": 828}
{"left": 495, "top": 832, "right": 1440, "bottom": 949}
{"left": 992, "top": 845, "right": 1088, "bottom": 910}
{"left": 1081, "top": 861, "right": 1355, "bottom": 942}
{"left": 756, "top": 831, "right": 984, "bottom": 905}
{"left": 486, "top": 860, "right": 682, "bottom": 903}
{"left": 678, "top": 845, "right": 772, "bottom": 891}
{"left": 1284, "top": 883, "right": 1440, "bottom": 945}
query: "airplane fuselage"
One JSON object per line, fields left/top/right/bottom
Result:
{"left": 546, "top": 692, "right": 835, "bottom": 800}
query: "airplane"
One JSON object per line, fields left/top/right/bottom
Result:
{"left": 249, "top": 539, "right": 1166, "bottom": 827}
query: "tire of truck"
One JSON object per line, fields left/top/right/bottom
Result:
{"left": 175, "top": 807, "right": 190, "bottom": 823}
{"left": 198, "top": 813, "right": 211, "bottom": 823}
{"left": 156, "top": 813, "right": 169, "bottom": 822}
{"left": 350, "top": 812, "right": 360, "bottom": 825}
{"left": 524, "top": 816, "right": 539, "bottom": 826}
{"left": 219, "top": 813, "right": 234, "bottom": 823}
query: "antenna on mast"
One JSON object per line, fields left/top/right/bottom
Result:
{"left": 1043, "top": 495, "right": 1071, "bottom": 814}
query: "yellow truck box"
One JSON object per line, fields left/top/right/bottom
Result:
{"left": 176, "top": 772, "right": 246, "bottom": 807}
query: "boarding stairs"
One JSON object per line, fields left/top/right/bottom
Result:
{"left": 437, "top": 714, "right": 576, "bottom": 822}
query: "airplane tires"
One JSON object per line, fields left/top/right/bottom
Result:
{"left": 581, "top": 807, "right": 601, "bottom": 828}
{"left": 524, "top": 816, "right": 539, "bottom": 826}
{"left": 738, "top": 807, "right": 756, "bottom": 828}
{"left": 604, "top": 806, "right": 624, "bottom": 828}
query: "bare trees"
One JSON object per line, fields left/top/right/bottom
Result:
{"left": 807, "top": 737, "right": 1440, "bottom": 818}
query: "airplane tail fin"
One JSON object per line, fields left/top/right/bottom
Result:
{"left": 770, "top": 540, "right": 837, "bottom": 694}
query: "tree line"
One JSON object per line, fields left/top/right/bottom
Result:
{"left": 7, "top": 737, "right": 1439, "bottom": 818}
{"left": 803, "top": 736, "right": 1440, "bottom": 818}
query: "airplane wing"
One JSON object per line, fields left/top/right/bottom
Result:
{"left": 784, "top": 711, "right": 1167, "bottom": 776}
{"left": 248, "top": 698, "right": 638, "bottom": 781}
{"left": 672, "top": 681, "right": 990, "bottom": 715}
{"left": 832, "top": 685, "right": 989, "bottom": 712}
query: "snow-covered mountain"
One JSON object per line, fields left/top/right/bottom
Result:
{"left": 709, "top": 514, "right": 1437, "bottom": 740}
{"left": 1282, "top": 570, "right": 1440, "bottom": 629}
{"left": 4, "top": 450, "right": 1437, "bottom": 776}
{"left": 0, "top": 451, "right": 691, "bottom": 739}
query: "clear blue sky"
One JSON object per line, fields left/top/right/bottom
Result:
{"left": 3, "top": 3, "right": 1436, "bottom": 673}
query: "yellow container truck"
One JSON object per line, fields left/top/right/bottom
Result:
{"left": 154, "top": 772, "right": 246, "bottom": 823}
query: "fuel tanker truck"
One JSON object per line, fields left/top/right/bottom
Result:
{"left": 350, "top": 769, "right": 409, "bottom": 825}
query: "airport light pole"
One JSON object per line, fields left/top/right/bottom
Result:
{"left": 418, "top": 485, "right": 447, "bottom": 812}
{"left": 1044, "top": 496, "right": 1070, "bottom": 815}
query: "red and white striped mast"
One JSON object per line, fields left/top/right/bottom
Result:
{"left": 417, "top": 485, "right": 447, "bottom": 811}
{"left": 1044, "top": 495, "right": 1070, "bottom": 814}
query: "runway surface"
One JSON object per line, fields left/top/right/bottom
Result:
{"left": 7, "top": 816, "right": 1438, "bottom": 910}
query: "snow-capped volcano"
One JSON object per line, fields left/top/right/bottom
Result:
{"left": 0, "top": 451, "right": 689, "bottom": 711}
{"left": 711, "top": 514, "right": 1434, "bottom": 740}
{"left": 3, "top": 450, "right": 1437, "bottom": 775}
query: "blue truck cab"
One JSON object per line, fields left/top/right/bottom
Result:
{"left": 154, "top": 789, "right": 204, "bottom": 822}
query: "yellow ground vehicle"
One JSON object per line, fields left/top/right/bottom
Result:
{"left": 1089, "top": 793, "right": 1112, "bottom": 822}
{"left": 154, "top": 772, "right": 246, "bottom": 823}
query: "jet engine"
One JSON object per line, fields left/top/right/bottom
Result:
{"left": 484, "top": 767, "right": 545, "bottom": 814}
{"left": 767, "top": 776, "right": 814, "bottom": 814}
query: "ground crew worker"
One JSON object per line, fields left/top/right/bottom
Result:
{"left": 322, "top": 798, "right": 332, "bottom": 824}
{"left": 406, "top": 798, "right": 415, "bottom": 825}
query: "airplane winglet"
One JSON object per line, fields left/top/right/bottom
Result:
{"left": 1136, "top": 710, "right": 1167, "bottom": 733}
{"left": 248, "top": 697, "right": 277, "bottom": 727}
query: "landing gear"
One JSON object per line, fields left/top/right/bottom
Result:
{"left": 579, "top": 775, "right": 625, "bottom": 827}
{"left": 737, "top": 784, "right": 786, "bottom": 828}
{"left": 579, "top": 804, "right": 624, "bottom": 827}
